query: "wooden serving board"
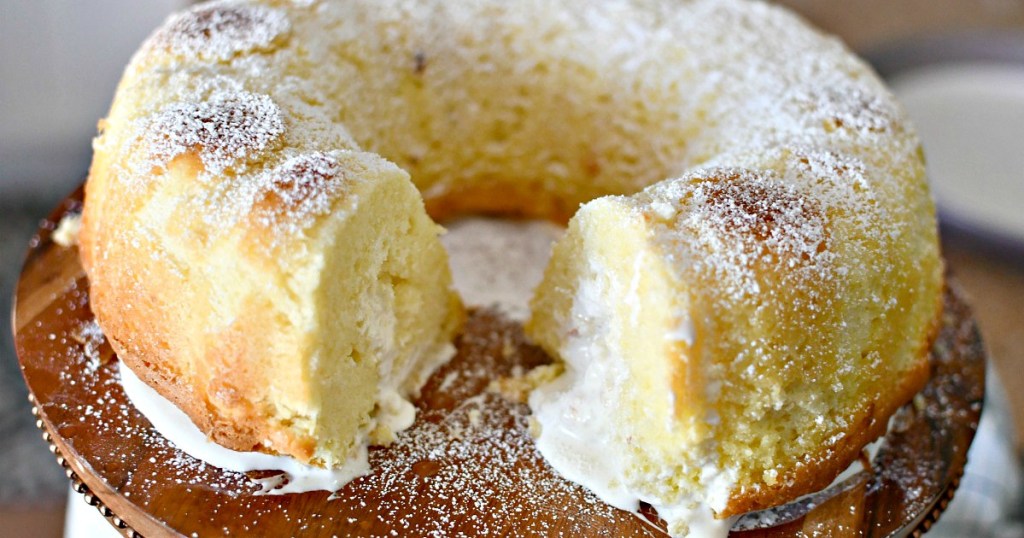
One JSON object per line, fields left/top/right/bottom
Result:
{"left": 13, "top": 188, "right": 985, "bottom": 537}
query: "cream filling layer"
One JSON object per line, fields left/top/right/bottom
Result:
{"left": 529, "top": 265, "right": 737, "bottom": 537}
{"left": 372, "top": 342, "right": 455, "bottom": 443}
{"left": 529, "top": 260, "right": 894, "bottom": 537}
{"left": 533, "top": 349, "right": 894, "bottom": 537}
{"left": 530, "top": 371, "right": 739, "bottom": 538}
{"left": 119, "top": 361, "right": 369, "bottom": 494}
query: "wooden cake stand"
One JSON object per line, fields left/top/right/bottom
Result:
{"left": 13, "top": 188, "right": 985, "bottom": 537}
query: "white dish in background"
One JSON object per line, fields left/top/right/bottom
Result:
{"left": 892, "top": 64, "right": 1024, "bottom": 247}
{"left": 867, "top": 34, "right": 1024, "bottom": 258}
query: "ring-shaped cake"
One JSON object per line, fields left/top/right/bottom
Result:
{"left": 78, "top": 0, "right": 943, "bottom": 534}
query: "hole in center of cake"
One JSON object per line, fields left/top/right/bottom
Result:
{"left": 440, "top": 217, "right": 565, "bottom": 320}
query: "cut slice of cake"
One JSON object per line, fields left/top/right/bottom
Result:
{"left": 82, "top": 146, "right": 463, "bottom": 469}
{"left": 526, "top": 165, "right": 940, "bottom": 535}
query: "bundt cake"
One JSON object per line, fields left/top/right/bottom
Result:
{"left": 78, "top": 0, "right": 942, "bottom": 534}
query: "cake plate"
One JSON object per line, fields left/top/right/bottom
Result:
{"left": 13, "top": 187, "right": 985, "bottom": 537}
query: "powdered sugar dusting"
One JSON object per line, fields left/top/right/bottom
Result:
{"left": 183, "top": 150, "right": 358, "bottom": 246}
{"left": 789, "top": 148, "right": 872, "bottom": 194}
{"left": 138, "top": 89, "right": 285, "bottom": 176}
{"left": 794, "top": 83, "right": 899, "bottom": 135}
{"left": 647, "top": 167, "right": 834, "bottom": 301}
{"left": 690, "top": 170, "right": 826, "bottom": 261}
{"left": 156, "top": 1, "right": 290, "bottom": 61}
{"left": 348, "top": 395, "right": 631, "bottom": 536}
{"left": 71, "top": 319, "right": 109, "bottom": 373}
{"left": 252, "top": 152, "right": 349, "bottom": 233}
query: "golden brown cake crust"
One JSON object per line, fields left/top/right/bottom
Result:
{"left": 722, "top": 347, "right": 932, "bottom": 516}
{"left": 82, "top": 151, "right": 313, "bottom": 458}
{"left": 721, "top": 290, "right": 943, "bottom": 516}
{"left": 425, "top": 184, "right": 580, "bottom": 225}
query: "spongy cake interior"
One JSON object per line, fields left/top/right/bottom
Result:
{"left": 109, "top": 148, "right": 460, "bottom": 467}
{"left": 309, "top": 160, "right": 458, "bottom": 465}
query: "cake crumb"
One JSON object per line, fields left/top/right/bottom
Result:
{"left": 53, "top": 213, "right": 82, "bottom": 247}
{"left": 488, "top": 364, "right": 563, "bottom": 404}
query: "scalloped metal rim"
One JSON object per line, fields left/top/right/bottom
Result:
{"left": 906, "top": 470, "right": 963, "bottom": 538}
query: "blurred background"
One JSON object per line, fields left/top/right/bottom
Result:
{"left": 2, "top": 0, "right": 1023, "bottom": 536}
{"left": 2, "top": 2, "right": 191, "bottom": 536}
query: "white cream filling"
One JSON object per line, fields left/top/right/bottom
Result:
{"left": 529, "top": 262, "right": 637, "bottom": 511}
{"left": 531, "top": 369, "right": 739, "bottom": 537}
{"left": 530, "top": 361, "right": 639, "bottom": 512}
{"left": 529, "top": 262, "right": 738, "bottom": 537}
{"left": 374, "top": 387, "right": 418, "bottom": 434}
{"left": 535, "top": 345, "right": 895, "bottom": 537}
{"left": 533, "top": 364, "right": 892, "bottom": 536}
{"left": 52, "top": 213, "right": 82, "bottom": 247}
{"left": 529, "top": 261, "right": 895, "bottom": 536}
{"left": 119, "top": 361, "right": 369, "bottom": 494}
